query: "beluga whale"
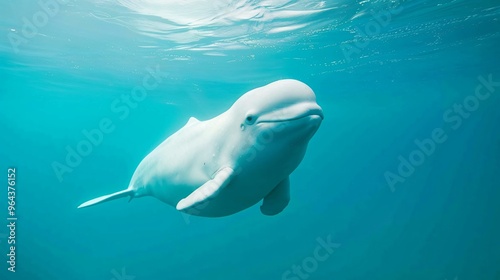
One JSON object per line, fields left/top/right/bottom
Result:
{"left": 78, "top": 79, "right": 323, "bottom": 217}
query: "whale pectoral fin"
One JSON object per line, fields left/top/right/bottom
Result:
{"left": 260, "top": 177, "right": 290, "bottom": 216}
{"left": 176, "top": 167, "right": 234, "bottom": 212}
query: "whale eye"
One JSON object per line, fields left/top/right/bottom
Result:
{"left": 245, "top": 115, "right": 256, "bottom": 125}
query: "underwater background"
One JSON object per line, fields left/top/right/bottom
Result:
{"left": 0, "top": 0, "right": 499, "bottom": 279}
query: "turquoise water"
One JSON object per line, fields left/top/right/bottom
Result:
{"left": 1, "top": 0, "right": 499, "bottom": 279}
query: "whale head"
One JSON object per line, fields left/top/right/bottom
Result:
{"left": 227, "top": 79, "right": 323, "bottom": 175}
{"left": 232, "top": 79, "right": 323, "bottom": 143}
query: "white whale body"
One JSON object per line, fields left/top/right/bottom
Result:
{"left": 78, "top": 79, "right": 323, "bottom": 217}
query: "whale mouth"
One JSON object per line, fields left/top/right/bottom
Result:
{"left": 258, "top": 108, "right": 324, "bottom": 124}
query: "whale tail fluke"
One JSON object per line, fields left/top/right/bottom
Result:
{"left": 78, "top": 189, "right": 134, "bottom": 209}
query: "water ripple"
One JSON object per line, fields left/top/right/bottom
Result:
{"left": 93, "top": 0, "right": 335, "bottom": 51}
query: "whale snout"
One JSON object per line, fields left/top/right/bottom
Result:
{"left": 285, "top": 103, "right": 324, "bottom": 122}
{"left": 307, "top": 105, "right": 324, "bottom": 120}
{"left": 257, "top": 102, "right": 324, "bottom": 124}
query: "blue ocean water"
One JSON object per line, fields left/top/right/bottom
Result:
{"left": 1, "top": 0, "right": 499, "bottom": 279}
